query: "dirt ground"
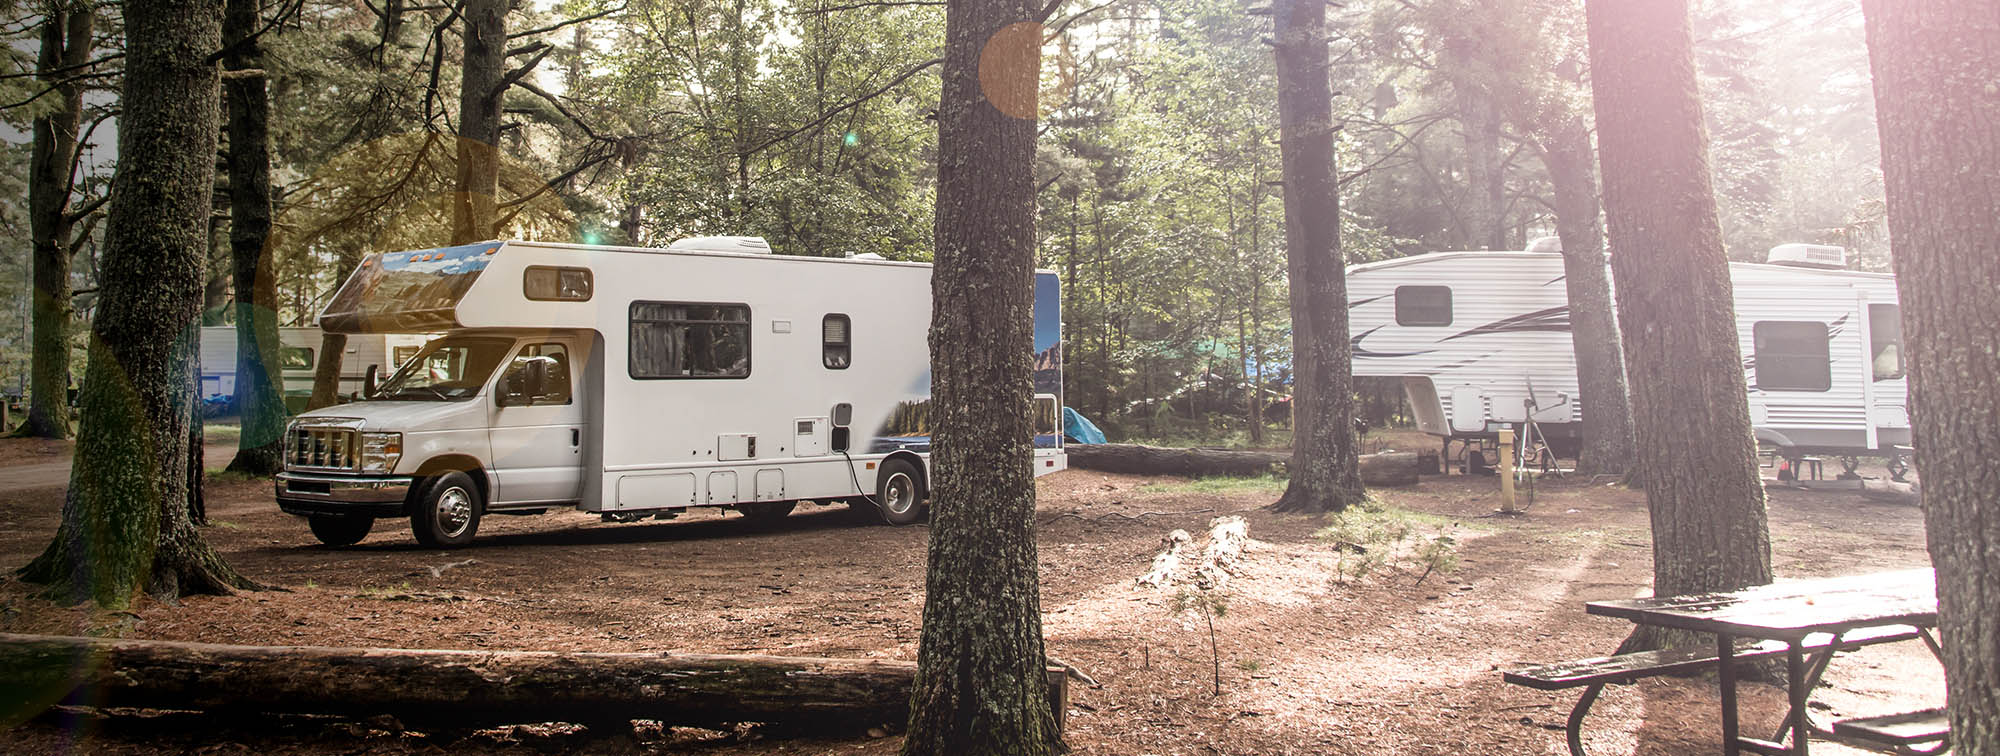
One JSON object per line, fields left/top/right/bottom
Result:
{"left": 0, "top": 435, "right": 1941, "bottom": 756}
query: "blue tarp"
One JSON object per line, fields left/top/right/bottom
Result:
{"left": 1063, "top": 407, "right": 1108, "bottom": 445}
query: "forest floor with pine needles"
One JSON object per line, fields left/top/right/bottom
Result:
{"left": 0, "top": 434, "right": 1940, "bottom": 755}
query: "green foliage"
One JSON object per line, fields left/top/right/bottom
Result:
{"left": 1314, "top": 499, "right": 1464, "bottom": 588}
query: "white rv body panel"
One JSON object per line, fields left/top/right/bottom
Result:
{"left": 1346, "top": 251, "right": 1908, "bottom": 455}
{"left": 278, "top": 239, "right": 1066, "bottom": 536}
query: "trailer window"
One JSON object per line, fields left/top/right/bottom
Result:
{"left": 524, "top": 266, "right": 593, "bottom": 301}
{"left": 499, "top": 343, "right": 572, "bottom": 405}
{"left": 1869, "top": 304, "right": 1903, "bottom": 381}
{"left": 1752, "top": 321, "right": 1831, "bottom": 392}
{"left": 279, "top": 346, "right": 314, "bottom": 370}
{"left": 1395, "top": 286, "right": 1453, "bottom": 326}
{"left": 393, "top": 345, "right": 420, "bottom": 367}
{"left": 823, "top": 314, "right": 851, "bottom": 369}
{"left": 630, "top": 302, "right": 751, "bottom": 379}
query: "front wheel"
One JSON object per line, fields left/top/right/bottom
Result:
{"left": 308, "top": 514, "right": 373, "bottom": 547}
{"left": 870, "top": 459, "right": 928, "bottom": 526}
{"left": 411, "top": 471, "right": 482, "bottom": 548}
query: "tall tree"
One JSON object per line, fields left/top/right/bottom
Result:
{"left": 223, "top": 0, "right": 287, "bottom": 474}
{"left": 1583, "top": 0, "right": 1770, "bottom": 633}
{"left": 1536, "top": 116, "right": 1634, "bottom": 477}
{"left": 451, "top": 0, "right": 510, "bottom": 245}
{"left": 899, "top": 5, "right": 1059, "bottom": 756}
{"left": 18, "top": 1, "right": 94, "bottom": 440}
{"left": 19, "top": 0, "right": 261, "bottom": 605}
{"left": 1861, "top": 0, "right": 2000, "bottom": 749}
{"left": 1269, "top": 0, "right": 1363, "bottom": 514}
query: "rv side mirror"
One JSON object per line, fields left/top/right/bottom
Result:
{"left": 363, "top": 364, "right": 379, "bottom": 398}
{"left": 500, "top": 369, "right": 530, "bottom": 407}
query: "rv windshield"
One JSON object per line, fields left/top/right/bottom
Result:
{"left": 373, "top": 337, "right": 513, "bottom": 401}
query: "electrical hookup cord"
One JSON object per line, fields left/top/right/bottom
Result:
{"left": 839, "top": 449, "right": 884, "bottom": 509}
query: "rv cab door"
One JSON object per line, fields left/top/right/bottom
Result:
{"left": 487, "top": 338, "right": 587, "bottom": 506}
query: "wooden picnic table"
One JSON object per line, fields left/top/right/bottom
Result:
{"left": 1587, "top": 568, "right": 1944, "bottom": 756}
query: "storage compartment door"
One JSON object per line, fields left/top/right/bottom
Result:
{"left": 1448, "top": 385, "right": 1486, "bottom": 434}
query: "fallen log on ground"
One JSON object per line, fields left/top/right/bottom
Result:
{"left": 0, "top": 633, "right": 1065, "bottom": 732}
{"left": 1067, "top": 444, "right": 1422, "bottom": 486}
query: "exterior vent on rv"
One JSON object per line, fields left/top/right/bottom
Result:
{"left": 1765, "top": 243, "right": 1847, "bottom": 269}
{"left": 667, "top": 236, "right": 772, "bottom": 254}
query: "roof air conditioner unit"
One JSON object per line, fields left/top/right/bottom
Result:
{"left": 1526, "top": 235, "right": 1563, "bottom": 254}
{"left": 1766, "top": 243, "right": 1847, "bottom": 269}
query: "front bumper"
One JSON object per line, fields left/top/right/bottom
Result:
{"left": 275, "top": 471, "right": 415, "bottom": 517}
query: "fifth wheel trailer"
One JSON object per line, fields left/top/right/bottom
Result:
{"left": 198, "top": 326, "right": 430, "bottom": 411}
{"left": 274, "top": 237, "right": 1067, "bottom": 547}
{"left": 1345, "top": 244, "right": 1908, "bottom": 465}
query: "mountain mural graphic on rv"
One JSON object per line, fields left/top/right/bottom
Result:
{"left": 868, "top": 271, "right": 1063, "bottom": 453}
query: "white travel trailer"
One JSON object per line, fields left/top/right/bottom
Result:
{"left": 199, "top": 326, "right": 429, "bottom": 410}
{"left": 274, "top": 237, "right": 1067, "bottom": 547}
{"left": 1346, "top": 244, "right": 1908, "bottom": 466}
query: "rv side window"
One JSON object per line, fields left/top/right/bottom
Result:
{"left": 524, "top": 266, "right": 593, "bottom": 301}
{"left": 1869, "top": 303, "right": 1903, "bottom": 381}
{"left": 1752, "top": 321, "right": 1831, "bottom": 392}
{"left": 823, "top": 314, "right": 851, "bottom": 370}
{"left": 1395, "top": 286, "right": 1453, "bottom": 326}
{"left": 393, "top": 345, "right": 420, "bottom": 367}
{"left": 279, "top": 347, "right": 314, "bottom": 370}
{"left": 499, "top": 343, "right": 572, "bottom": 405}
{"left": 630, "top": 302, "right": 751, "bottom": 379}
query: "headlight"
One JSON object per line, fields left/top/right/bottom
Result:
{"left": 361, "top": 432, "right": 403, "bottom": 474}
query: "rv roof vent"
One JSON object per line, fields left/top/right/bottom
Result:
{"left": 1525, "top": 235, "right": 1562, "bottom": 254}
{"left": 1766, "top": 243, "right": 1847, "bottom": 269}
{"left": 667, "top": 236, "right": 772, "bottom": 254}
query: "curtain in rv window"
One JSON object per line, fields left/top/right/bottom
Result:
{"left": 1752, "top": 321, "right": 1831, "bottom": 392}
{"left": 823, "top": 314, "right": 851, "bottom": 369}
{"left": 1868, "top": 304, "right": 1903, "bottom": 380}
{"left": 1394, "top": 285, "right": 1453, "bottom": 326}
{"left": 629, "top": 302, "right": 751, "bottom": 378}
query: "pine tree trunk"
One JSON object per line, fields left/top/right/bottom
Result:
{"left": 1270, "top": 0, "right": 1363, "bottom": 514}
{"left": 451, "top": 0, "right": 507, "bottom": 245}
{"left": 18, "top": 0, "right": 261, "bottom": 606}
{"left": 1539, "top": 117, "right": 1634, "bottom": 477}
{"left": 19, "top": 5, "right": 92, "bottom": 441}
{"left": 1583, "top": 0, "right": 1771, "bottom": 645}
{"left": 223, "top": 0, "right": 285, "bottom": 475}
{"left": 899, "top": 6, "right": 1060, "bottom": 756}
{"left": 1861, "top": 0, "right": 2000, "bottom": 750}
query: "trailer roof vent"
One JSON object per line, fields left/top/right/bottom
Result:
{"left": 1766, "top": 243, "right": 1847, "bottom": 269}
{"left": 667, "top": 236, "right": 772, "bottom": 254}
{"left": 1525, "top": 235, "right": 1562, "bottom": 254}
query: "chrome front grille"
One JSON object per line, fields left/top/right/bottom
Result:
{"left": 288, "top": 425, "right": 361, "bottom": 472}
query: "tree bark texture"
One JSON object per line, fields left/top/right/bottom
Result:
{"left": 1441, "top": 23, "right": 1507, "bottom": 251}
{"left": 901, "top": 4, "right": 1060, "bottom": 755}
{"left": 20, "top": 4, "right": 93, "bottom": 441}
{"left": 1861, "top": 0, "right": 2000, "bottom": 750}
{"left": 450, "top": 0, "right": 507, "bottom": 245}
{"left": 1068, "top": 444, "right": 1422, "bottom": 486}
{"left": 1539, "top": 118, "right": 1635, "bottom": 477}
{"left": 1270, "top": 0, "right": 1364, "bottom": 514}
{"left": 0, "top": 633, "right": 1065, "bottom": 731}
{"left": 224, "top": 0, "right": 286, "bottom": 475}
{"left": 18, "top": 0, "right": 259, "bottom": 606}
{"left": 1583, "top": 0, "right": 1771, "bottom": 622}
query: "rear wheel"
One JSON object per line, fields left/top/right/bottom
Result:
{"left": 870, "top": 459, "right": 927, "bottom": 526}
{"left": 411, "top": 471, "right": 482, "bottom": 548}
{"left": 308, "top": 514, "right": 373, "bottom": 547}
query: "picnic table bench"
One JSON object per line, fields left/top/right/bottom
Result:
{"left": 1504, "top": 569, "right": 1948, "bottom": 756}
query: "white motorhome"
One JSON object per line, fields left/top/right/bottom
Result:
{"left": 198, "top": 326, "right": 429, "bottom": 410}
{"left": 274, "top": 237, "right": 1067, "bottom": 547}
{"left": 1346, "top": 244, "right": 1908, "bottom": 465}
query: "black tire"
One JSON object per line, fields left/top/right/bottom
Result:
{"left": 410, "top": 471, "right": 482, "bottom": 548}
{"left": 308, "top": 514, "right": 373, "bottom": 547}
{"left": 738, "top": 501, "right": 796, "bottom": 521}
{"left": 870, "top": 459, "right": 928, "bottom": 526}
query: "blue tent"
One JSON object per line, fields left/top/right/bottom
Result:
{"left": 1063, "top": 407, "right": 1108, "bottom": 445}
